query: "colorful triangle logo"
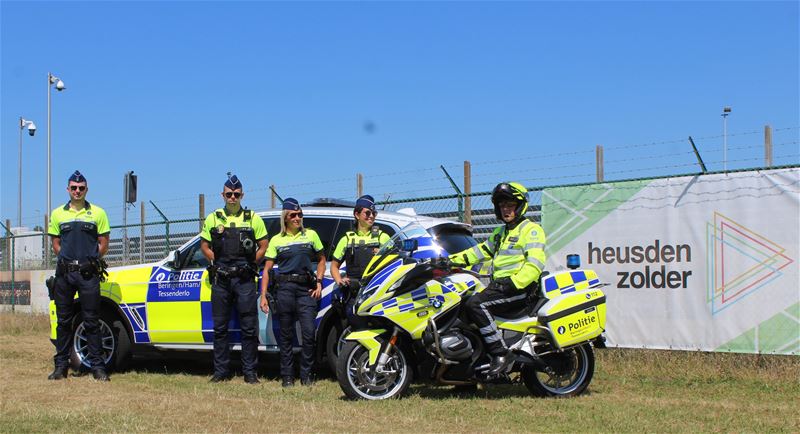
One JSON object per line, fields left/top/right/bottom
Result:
{"left": 706, "top": 212, "right": 793, "bottom": 315}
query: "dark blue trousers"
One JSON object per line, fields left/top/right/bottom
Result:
{"left": 276, "top": 282, "right": 318, "bottom": 379}
{"left": 211, "top": 276, "right": 259, "bottom": 376}
{"left": 53, "top": 270, "right": 103, "bottom": 369}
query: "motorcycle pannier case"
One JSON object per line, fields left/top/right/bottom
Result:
{"left": 538, "top": 271, "right": 606, "bottom": 348}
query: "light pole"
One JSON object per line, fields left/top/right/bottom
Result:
{"left": 46, "top": 73, "right": 66, "bottom": 221}
{"left": 722, "top": 106, "right": 731, "bottom": 172}
{"left": 18, "top": 118, "right": 37, "bottom": 228}
{"left": 46, "top": 73, "right": 65, "bottom": 263}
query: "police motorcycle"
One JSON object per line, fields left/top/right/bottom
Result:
{"left": 335, "top": 223, "right": 607, "bottom": 400}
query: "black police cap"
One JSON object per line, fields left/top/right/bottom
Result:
{"left": 68, "top": 170, "right": 86, "bottom": 183}
{"left": 224, "top": 174, "right": 242, "bottom": 190}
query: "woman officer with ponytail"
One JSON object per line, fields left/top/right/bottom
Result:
{"left": 330, "top": 195, "right": 391, "bottom": 329}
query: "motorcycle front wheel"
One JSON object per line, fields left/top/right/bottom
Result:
{"left": 522, "top": 343, "right": 594, "bottom": 398}
{"left": 336, "top": 340, "right": 413, "bottom": 400}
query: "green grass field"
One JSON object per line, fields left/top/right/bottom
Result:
{"left": 1, "top": 312, "right": 797, "bottom": 433}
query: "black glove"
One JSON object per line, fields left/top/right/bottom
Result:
{"left": 434, "top": 256, "right": 451, "bottom": 269}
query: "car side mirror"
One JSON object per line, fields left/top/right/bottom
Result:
{"left": 167, "top": 250, "right": 181, "bottom": 269}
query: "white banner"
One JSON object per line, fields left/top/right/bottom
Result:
{"left": 542, "top": 168, "right": 799, "bottom": 355}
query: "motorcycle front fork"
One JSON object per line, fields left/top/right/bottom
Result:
{"left": 372, "top": 328, "right": 400, "bottom": 375}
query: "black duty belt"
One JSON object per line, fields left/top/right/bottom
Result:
{"left": 274, "top": 273, "right": 311, "bottom": 284}
{"left": 216, "top": 265, "right": 254, "bottom": 278}
{"left": 58, "top": 259, "right": 89, "bottom": 272}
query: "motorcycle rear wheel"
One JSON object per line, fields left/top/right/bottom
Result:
{"left": 336, "top": 340, "right": 413, "bottom": 400}
{"left": 522, "top": 343, "right": 594, "bottom": 398}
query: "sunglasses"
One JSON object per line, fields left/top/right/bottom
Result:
{"left": 361, "top": 209, "right": 377, "bottom": 217}
{"left": 224, "top": 192, "right": 242, "bottom": 198}
{"left": 69, "top": 185, "right": 86, "bottom": 192}
{"left": 288, "top": 212, "right": 303, "bottom": 219}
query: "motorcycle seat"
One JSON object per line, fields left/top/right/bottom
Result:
{"left": 495, "top": 297, "right": 547, "bottom": 321}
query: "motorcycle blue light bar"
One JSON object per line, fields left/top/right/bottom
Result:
{"left": 566, "top": 254, "right": 580, "bottom": 269}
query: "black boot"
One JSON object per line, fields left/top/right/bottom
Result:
{"left": 209, "top": 373, "right": 233, "bottom": 383}
{"left": 48, "top": 366, "right": 69, "bottom": 380}
{"left": 244, "top": 373, "right": 260, "bottom": 384}
{"left": 281, "top": 376, "right": 295, "bottom": 388}
{"left": 488, "top": 354, "right": 509, "bottom": 376}
{"left": 91, "top": 368, "right": 111, "bottom": 382}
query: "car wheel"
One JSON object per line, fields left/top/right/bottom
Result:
{"left": 70, "top": 308, "right": 131, "bottom": 372}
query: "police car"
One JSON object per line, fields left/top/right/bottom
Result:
{"left": 50, "top": 200, "right": 480, "bottom": 372}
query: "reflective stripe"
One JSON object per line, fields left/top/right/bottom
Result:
{"left": 470, "top": 245, "right": 486, "bottom": 260}
{"left": 484, "top": 237, "right": 496, "bottom": 253}
{"left": 525, "top": 242, "right": 545, "bottom": 251}
{"left": 479, "top": 324, "right": 498, "bottom": 335}
{"left": 495, "top": 262, "right": 522, "bottom": 272}
{"left": 484, "top": 332, "right": 503, "bottom": 343}
{"left": 499, "top": 248, "right": 524, "bottom": 256}
{"left": 527, "top": 257, "right": 545, "bottom": 271}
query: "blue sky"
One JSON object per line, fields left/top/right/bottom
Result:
{"left": 2, "top": 1, "right": 798, "bottom": 227}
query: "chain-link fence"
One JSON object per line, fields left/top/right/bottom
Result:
{"left": 2, "top": 121, "right": 797, "bottom": 309}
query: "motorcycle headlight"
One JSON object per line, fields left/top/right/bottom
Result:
{"left": 355, "top": 275, "right": 406, "bottom": 309}
{"left": 355, "top": 285, "right": 378, "bottom": 307}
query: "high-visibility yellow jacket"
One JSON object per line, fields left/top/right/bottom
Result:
{"left": 452, "top": 219, "right": 546, "bottom": 290}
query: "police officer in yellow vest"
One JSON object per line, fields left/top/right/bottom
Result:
{"left": 330, "top": 195, "right": 390, "bottom": 328}
{"left": 450, "top": 182, "right": 546, "bottom": 376}
{"left": 259, "top": 198, "right": 326, "bottom": 387}
{"left": 48, "top": 171, "right": 111, "bottom": 381}
{"left": 200, "top": 175, "right": 268, "bottom": 384}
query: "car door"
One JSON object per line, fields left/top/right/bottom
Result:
{"left": 144, "top": 238, "right": 210, "bottom": 345}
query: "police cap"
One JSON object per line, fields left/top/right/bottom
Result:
{"left": 282, "top": 197, "right": 301, "bottom": 211}
{"left": 355, "top": 194, "right": 376, "bottom": 212}
{"left": 224, "top": 174, "right": 242, "bottom": 190}
{"left": 68, "top": 170, "right": 86, "bottom": 184}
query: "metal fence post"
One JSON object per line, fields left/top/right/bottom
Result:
{"left": 140, "top": 201, "right": 146, "bottom": 263}
{"left": 463, "top": 161, "right": 472, "bottom": 225}
{"left": 150, "top": 201, "right": 170, "bottom": 256}
{"left": 440, "top": 165, "right": 464, "bottom": 222}
{"left": 596, "top": 145, "right": 604, "bottom": 182}
{"left": 764, "top": 125, "right": 773, "bottom": 167}
{"left": 199, "top": 194, "right": 205, "bottom": 232}
{"left": 2, "top": 220, "right": 14, "bottom": 311}
{"left": 3, "top": 219, "right": 10, "bottom": 271}
{"left": 270, "top": 185, "right": 277, "bottom": 209}
{"left": 45, "top": 214, "right": 50, "bottom": 267}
